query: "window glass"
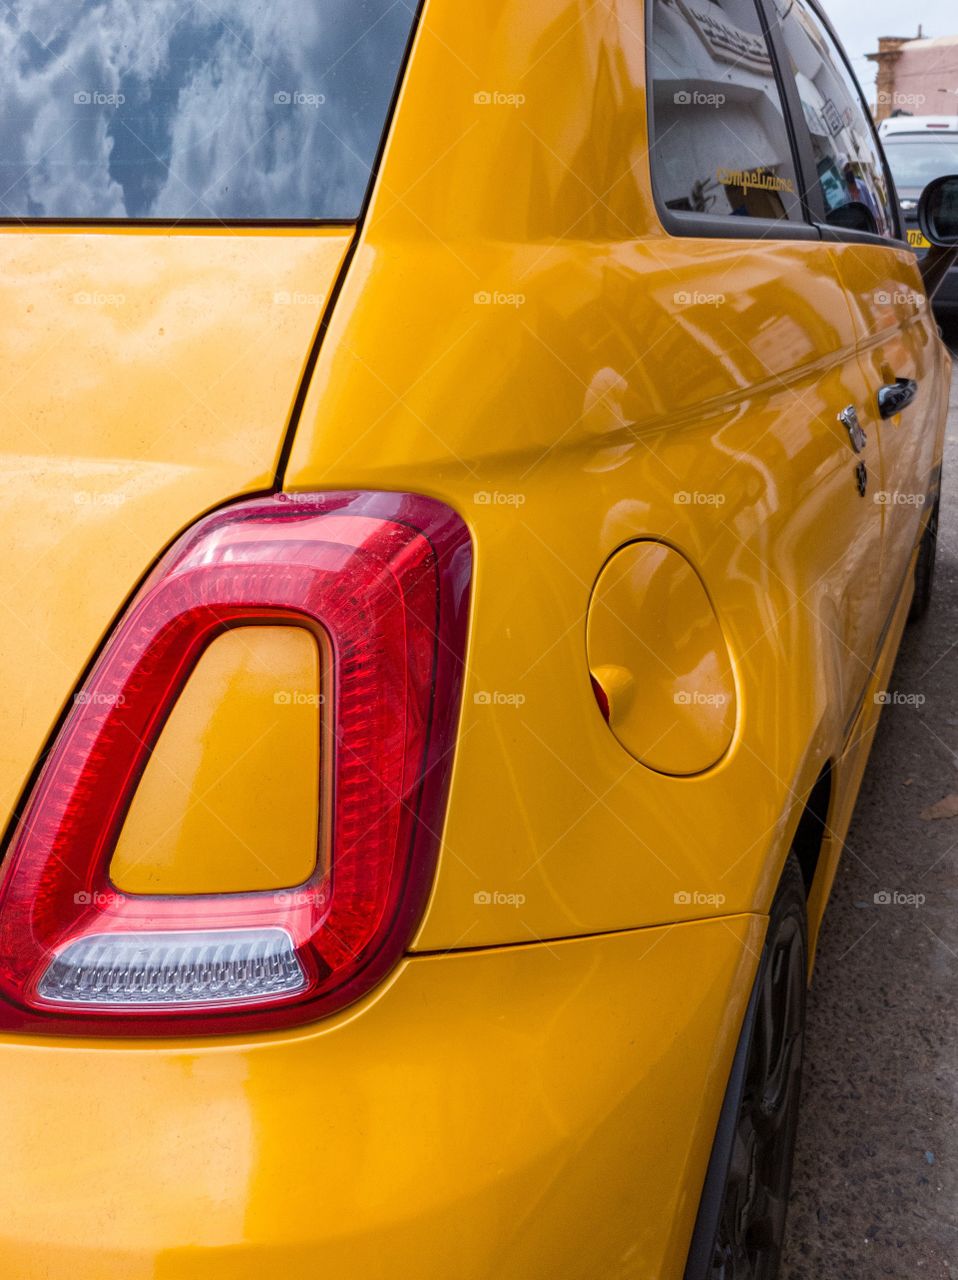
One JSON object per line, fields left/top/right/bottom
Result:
{"left": 0, "top": 0, "right": 417, "bottom": 220}
{"left": 771, "top": 0, "right": 896, "bottom": 237}
{"left": 648, "top": 0, "right": 803, "bottom": 223}
{"left": 883, "top": 137, "right": 958, "bottom": 192}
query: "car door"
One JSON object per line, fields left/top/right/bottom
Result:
{"left": 645, "top": 0, "right": 886, "bottom": 741}
{"left": 765, "top": 0, "right": 943, "bottom": 633}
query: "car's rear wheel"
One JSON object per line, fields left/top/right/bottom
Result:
{"left": 909, "top": 492, "right": 939, "bottom": 623}
{"left": 685, "top": 856, "right": 807, "bottom": 1280}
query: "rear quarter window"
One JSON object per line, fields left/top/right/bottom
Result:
{"left": 647, "top": 0, "right": 804, "bottom": 225}
{"left": 0, "top": 0, "right": 419, "bottom": 221}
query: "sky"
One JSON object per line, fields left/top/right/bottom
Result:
{"left": 825, "top": 0, "right": 957, "bottom": 97}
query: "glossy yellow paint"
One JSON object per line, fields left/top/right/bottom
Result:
{"left": 0, "top": 0, "right": 951, "bottom": 1276}
{"left": 826, "top": 240, "right": 945, "bottom": 613}
{"left": 111, "top": 626, "right": 324, "bottom": 896}
{"left": 285, "top": 0, "right": 946, "bottom": 950}
{"left": 805, "top": 540, "right": 918, "bottom": 969}
{"left": 587, "top": 541, "right": 737, "bottom": 775}
{"left": 0, "top": 226, "right": 351, "bottom": 845}
{"left": 0, "top": 913, "right": 763, "bottom": 1279}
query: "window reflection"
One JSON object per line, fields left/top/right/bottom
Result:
{"left": 773, "top": 0, "right": 894, "bottom": 237}
{"left": 648, "top": 0, "right": 802, "bottom": 222}
{"left": 0, "top": 0, "right": 417, "bottom": 220}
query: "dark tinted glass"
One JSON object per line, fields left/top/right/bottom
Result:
{"left": 772, "top": 0, "right": 895, "bottom": 237}
{"left": 0, "top": 0, "right": 418, "bottom": 220}
{"left": 648, "top": 0, "right": 803, "bottom": 224}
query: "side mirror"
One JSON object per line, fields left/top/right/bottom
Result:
{"left": 916, "top": 174, "right": 958, "bottom": 296}
{"left": 918, "top": 174, "right": 958, "bottom": 246}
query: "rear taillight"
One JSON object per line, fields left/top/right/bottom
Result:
{"left": 0, "top": 492, "right": 471, "bottom": 1035}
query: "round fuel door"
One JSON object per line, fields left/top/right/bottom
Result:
{"left": 587, "top": 541, "right": 736, "bottom": 776}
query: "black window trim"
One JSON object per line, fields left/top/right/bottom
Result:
{"left": 756, "top": 0, "right": 911, "bottom": 249}
{"left": 0, "top": 217, "right": 355, "bottom": 229}
{"left": 644, "top": 0, "right": 820, "bottom": 242}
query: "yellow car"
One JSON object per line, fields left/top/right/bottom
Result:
{"left": 0, "top": 0, "right": 954, "bottom": 1277}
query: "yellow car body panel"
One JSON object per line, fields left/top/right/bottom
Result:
{"left": 286, "top": 0, "right": 942, "bottom": 949}
{"left": 0, "top": 914, "right": 763, "bottom": 1279}
{"left": 0, "top": 0, "right": 950, "bottom": 1276}
{"left": 826, "top": 241, "right": 946, "bottom": 600}
{"left": 0, "top": 226, "right": 351, "bottom": 840}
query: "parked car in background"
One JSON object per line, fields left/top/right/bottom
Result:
{"left": 880, "top": 116, "right": 958, "bottom": 315}
{"left": 0, "top": 2, "right": 954, "bottom": 1279}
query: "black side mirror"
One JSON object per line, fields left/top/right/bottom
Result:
{"left": 916, "top": 174, "right": 958, "bottom": 296}
{"left": 918, "top": 174, "right": 958, "bottom": 246}
{"left": 825, "top": 201, "right": 877, "bottom": 235}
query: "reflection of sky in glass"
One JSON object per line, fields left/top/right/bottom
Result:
{"left": 0, "top": 1, "right": 417, "bottom": 219}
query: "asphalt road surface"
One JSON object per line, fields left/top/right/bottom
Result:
{"left": 781, "top": 324, "right": 958, "bottom": 1279}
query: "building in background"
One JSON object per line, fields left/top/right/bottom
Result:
{"left": 867, "top": 30, "right": 958, "bottom": 121}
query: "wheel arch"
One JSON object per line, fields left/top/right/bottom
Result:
{"left": 791, "top": 761, "right": 833, "bottom": 899}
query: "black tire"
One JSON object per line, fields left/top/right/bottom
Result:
{"left": 909, "top": 493, "right": 939, "bottom": 623}
{"left": 684, "top": 856, "right": 808, "bottom": 1280}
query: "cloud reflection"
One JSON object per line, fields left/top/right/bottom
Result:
{"left": 0, "top": 0, "right": 415, "bottom": 219}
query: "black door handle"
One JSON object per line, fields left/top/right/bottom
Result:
{"left": 877, "top": 377, "right": 918, "bottom": 419}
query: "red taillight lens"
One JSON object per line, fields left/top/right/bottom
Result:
{"left": 0, "top": 492, "right": 471, "bottom": 1035}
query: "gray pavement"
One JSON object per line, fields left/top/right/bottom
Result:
{"left": 781, "top": 329, "right": 958, "bottom": 1279}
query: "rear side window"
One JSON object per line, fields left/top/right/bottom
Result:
{"left": 647, "top": 0, "right": 803, "bottom": 224}
{"left": 0, "top": 0, "right": 418, "bottom": 221}
{"left": 773, "top": 0, "right": 896, "bottom": 238}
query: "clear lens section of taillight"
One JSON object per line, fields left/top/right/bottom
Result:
{"left": 37, "top": 929, "right": 306, "bottom": 1007}
{"left": 0, "top": 492, "right": 471, "bottom": 1036}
